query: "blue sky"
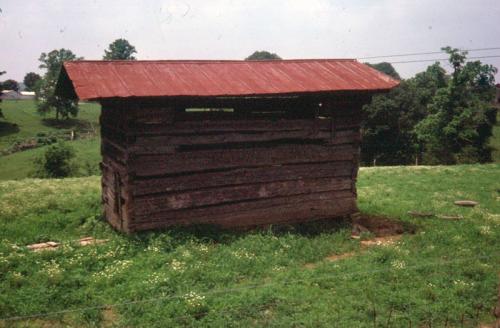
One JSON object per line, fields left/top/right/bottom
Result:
{"left": 1, "top": 0, "right": 499, "bottom": 81}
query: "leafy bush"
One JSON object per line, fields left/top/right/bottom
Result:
{"left": 32, "top": 142, "right": 78, "bottom": 178}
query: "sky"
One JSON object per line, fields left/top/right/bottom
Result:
{"left": 1, "top": 0, "right": 499, "bottom": 82}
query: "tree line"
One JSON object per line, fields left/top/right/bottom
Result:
{"left": 362, "top": 47, "right": 497, "bottom": 165}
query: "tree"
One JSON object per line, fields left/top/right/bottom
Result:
{"left": 32, "top": 142, "right": 78, "bottom": 178}
{"left": 23, "top": 72, "right": 41, "bottom": 91}
{"left": 103, "top": 38, "right": 137, "bottom": 60}
{"left": 245, "top": 51, "right": 281, "bottom": 61}
{"left": 36, "top": 49, "right": 82, "bottom": 120}
{"left": 2, "top": 79, "right": 19, "bottom": 91}
{"left": 366, "top": 62, "right": 401, "bottom": 80}
{"left": 415, "top": 47, "right": 498, "bottom": 164}
{"left": 362, "top": 63, "right": 447, "bottom": 165}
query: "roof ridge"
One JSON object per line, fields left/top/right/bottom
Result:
{"left": 65, "top": 59, "right": 357, "bottom": 64}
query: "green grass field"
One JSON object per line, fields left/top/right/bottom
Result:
{"left": 0, "top": 165, "right": 499, "bottom": 327}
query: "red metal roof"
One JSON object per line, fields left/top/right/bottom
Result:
{"left": 57, "top": 59, "right": 399, "bottom": 101}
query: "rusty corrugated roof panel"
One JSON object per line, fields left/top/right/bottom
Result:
{"left": 57, "top": 59, "right": 399, "bottom": 101}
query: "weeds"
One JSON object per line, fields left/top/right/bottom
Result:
{"left": 0, "top": 164, "right": 499, "bottom": 327}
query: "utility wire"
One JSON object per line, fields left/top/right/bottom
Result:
{"left": 357, "top": 46, "right": 500, "bottom": 60}
{"left": 0, "top": 254, "right": 494, "bottom": 322}
{"left": 387, "top": 54, "right": 500, "bottom": 64}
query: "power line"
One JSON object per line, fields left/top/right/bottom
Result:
{"left": 386, "top": 54, "right": 500, "bottom": 65}
{"left": 0, "top": 254, "right": 494, "bottom": 322}
{"left": 357, "top": 46, "right": 500, "bottom": 60}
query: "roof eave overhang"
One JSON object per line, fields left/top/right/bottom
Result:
{"left": 82, "top": 87, "right": 399, "bottom": 103}
{"left": 54, "top": 65, "right": 79, "bottom": 100}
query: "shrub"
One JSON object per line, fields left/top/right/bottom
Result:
{"left": 32, "top": 142, "right": 78, "bottom": 178}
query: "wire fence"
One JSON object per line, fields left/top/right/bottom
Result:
{"left": 1, "top": 253, "right": 498, "bottom": 326}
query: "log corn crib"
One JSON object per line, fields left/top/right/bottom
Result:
{"left": 99, "top": 95, "right": 368, "bottom": 233}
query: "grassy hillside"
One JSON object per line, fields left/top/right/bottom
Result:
{"left": 0, "top": 165, "right": 498, "bottom": 327}
{"left": 0, "top": 100, "right": 100, "bottom": 151}
{"left": 0, "top": 100, "right": 101, "bottom": 179}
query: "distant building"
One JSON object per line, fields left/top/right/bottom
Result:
{"left": 20, "top": 91, "right": 35, "bottom": 99}
{"left": 0, "top": 90, "right": 35, "bottom": 100}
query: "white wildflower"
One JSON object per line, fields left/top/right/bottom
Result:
{"left": 453, "top": 279, "right": 474, "bottom": 287}
{"left": 479, "top": 225, "right": 492, "bottom": 235}
{"left": 146, "top": 244, "right": 161, "bottom": 253}
{"left": 198, "top": 245, "right": 209, "bottom": 253}
{"left": 231, "top": 249, "right": 256, "bottom": 260}
{"left": 183, "top": 291, "right": 205, "bottom": 308}
{"left": 42, "top": 260, "right": 62, "bottom": 278}
{"left": 92, "top": 260, "right": 132, "bottom": 281}
{"left": 12, "top": 272, "right": 23, "bottom": 279}
{"left": 170, "top": 259, "right": 186, "bottom": 272}
{"left": 146, "top": 272, "right": 168, "bottom": 285}
{"left": 391, "top": 260, "right": 406, "bottom": 270}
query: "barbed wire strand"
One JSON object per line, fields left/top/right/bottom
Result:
{"left": 1, "top": 253, "right": 495, "bottom": 322}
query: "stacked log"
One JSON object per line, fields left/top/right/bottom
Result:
{"left": 100, "top": 99, "right": 362, "bottom": 233}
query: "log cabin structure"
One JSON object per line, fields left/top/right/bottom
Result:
{"left": 55, "top": 59, "right": 399, "bottom": 233}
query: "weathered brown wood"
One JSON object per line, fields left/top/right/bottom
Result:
{"left": 335, "top": 114, "right": 361, "bottom": 130}
{"left": 132, "top": 191, "right": 356, "bottom": 227}
{"left": 133, "top": 161, "right": 353, "bottom": 196}
{"left": 101, "top": 139, "right": 128, "bottom": 163}
{"left": 102, "top": 120, "right": 359, "bottom": 151}
{"left": 100, "top": 125, "right": 128, "bottom": 145}
{"left": 135, "top": 177, "right": 352, "bottom": 214}
{"left": 128, "top": 119, "right": 332, "bottom": 136}
{"left": 101, "top": 157, "right": 128, "bottom": 177}
{"left": 131, "top": 144, "right": 357, "bottom": 176}
{"left": 133, "top": 130, "right": 332, "bottom": 147}
{"left": 133, "top": 108, "right": 175, "bottom": 124}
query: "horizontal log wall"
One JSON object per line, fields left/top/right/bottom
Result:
{"left": 100, "top": 97, "right": 363, "bottom": 233}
